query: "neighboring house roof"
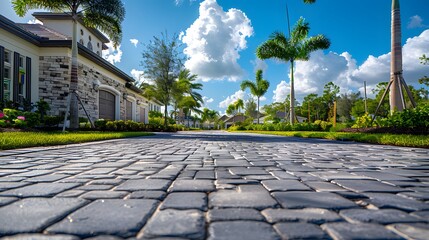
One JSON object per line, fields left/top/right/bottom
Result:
{"left": 218, "top": 115, "right": 229, "bottom": 122}
{"left": 0, "top": 14, "right": 142, "bottom": 93}
{"left": 225, "top": 115, "right": 248, "bottom": 123}
{"left": 275, "top": 111, "right": 307, "bottom": 122}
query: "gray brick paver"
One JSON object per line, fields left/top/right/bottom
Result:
{"left": 0, "top": 131, "right": 428, "bottom": 239}
{"left": 46, "top": 199, "right": 158, "bottom": 238}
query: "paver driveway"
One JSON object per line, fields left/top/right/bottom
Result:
{"left": 0, "top": 131, "right": 428, "bottom": 240}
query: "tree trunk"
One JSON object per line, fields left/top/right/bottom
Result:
{"left": 164, "top": 103, "right": 168, "bottom": 127}
{"left": 389, "top": 0, "right": 404, "bottom": 113}
{"left": 69, "top": 16, "right": 80, "bottom": 129}
{"left": 257, "top": 97, "right": 260, "bottom": 124}
{"left": 290, "top": 60, "right": 295, "bottom": 125}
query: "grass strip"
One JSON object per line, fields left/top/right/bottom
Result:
{"left": 0, "top": 131, "right": 154, "bottom": 150}
{"left": 239, "top": 131, "right": 429, "bottom": 148}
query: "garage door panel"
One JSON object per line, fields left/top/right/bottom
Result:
{"left": 99, "top": 90, "right": 115, "bottom": 120}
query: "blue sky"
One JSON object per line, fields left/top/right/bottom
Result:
{"left": 1, "top": 0, "right": 428, "bottom": 114}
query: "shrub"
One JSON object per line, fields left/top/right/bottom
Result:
{"left": 44, "top": 116, "right": 63, "bottom": 127}
{"left": 94, "top": 119, "right": 107, "bottom": 130}
{"left": 352, "top": 113, "right": 375, "bottom": 128}
{"left": 23, "top": 112, "right": 40, "bottom": 127}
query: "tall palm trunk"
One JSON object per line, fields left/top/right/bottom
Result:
{"left": 389, "top": 0, "right": 403, "bottom": 112}
{"left": 257, "top": 97, "right": 260, "bottom": 124}
{"left": 69, "top": 16, "right": 79, "bottom": 129}
{"left": 289, "top": 60, "right": 295, "bottom": 124}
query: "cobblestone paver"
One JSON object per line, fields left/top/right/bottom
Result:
{"left": 0, "top": 131, "right": 429, "bottom": 239}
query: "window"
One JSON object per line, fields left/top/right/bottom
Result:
{"left": 87, "top": 41, "right": 93, "bottom": 51}
{"left": 97, "top": 51, "right": 100, "bottom": 56}
{"left": 89, "top": 35, "right": 92, "bottom": 41}
{"left": 4, "top": 51, "right": 10, "bottom": 64}
{"left": 80, "top": 29, "right": 84, "bottom": 36}
{"left": 19, "top": 56, "right": 24, "bottom": 68}
{"left": 3, "top": 67, "right": 11, "bottom": 101}
{"left": 3, "top": 50, "right": 11, "bottom": 101}
{"left": 79, "top": 39, "right": 84, "bottom": 45}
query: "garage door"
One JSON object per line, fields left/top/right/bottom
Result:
{"left": 99, "top": 90, "right": 115, "bottom": 120}
{"left": 126, "top": 100, "right": 132, "bottom": 120}
{"left": 140, "top": 107, "right": 146, "bottom": 123}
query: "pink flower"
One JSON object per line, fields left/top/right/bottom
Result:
{"left": 0, "top": 112, "right": 4, "bottom": 119}
{"left": 17, "top": 116, "right": 25, "bottom": 121}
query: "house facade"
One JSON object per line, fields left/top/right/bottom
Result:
{"left": 0, "top": 13, "right": 161, "bottom": 124}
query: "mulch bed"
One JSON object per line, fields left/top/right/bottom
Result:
{"left": 341, "top": 127, "right": 428, "bottom": 135}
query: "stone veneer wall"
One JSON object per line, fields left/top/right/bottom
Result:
{"left": 38, "top": 56, "right": 70, "bottom": 116}
{"left": 39, "top": 56, "right": 147, "bottom": 122}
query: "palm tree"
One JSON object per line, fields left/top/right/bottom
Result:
{"left": 241, "top": 69, "right": 270, "bottom": 124}
{"left": 234, "top": 99, "right": 244, "bottom": 115}
{"left": 12, "top": 0, "right": 125, "bottom": 129}
{"left": 201, "top": 108, "right": 218, "bottom": 129}
{"left": 179, "top": 95, "right": 202, "bottom": 127}
{"left": 257, "top": 17, "right": 330, "bottom": 124}
{"left": 226, "top": 104, "right": 236, "bottom": 116}
{"left": 172, "top": 69, "right": 203, "bottom": 124}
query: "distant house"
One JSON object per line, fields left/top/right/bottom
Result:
{"left": 0, "top": 13, "right": 161, "bottom": 124}
{"left": 259, "top": 111, "right": 307, "bottom": 123}
{"left": 224, "top": 115, "right": 248, "bottom": 129}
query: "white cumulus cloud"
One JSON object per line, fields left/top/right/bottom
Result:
{"left": 181, "top": 0, "right": 253, "bottom": 81}
{"left": 280, "top": 29, "right": 429, "bottom": 102}
{"left": 203, "top": 96, "right": 214, "bottom": 104}
{"left": 130, "top": 39, "right": 139, "bottom": 47}
{"left": 130, "top": 69, "right": 155, "bottom": 85}
{"left": 219, "top": 90, "right": 246, "bottom": 108}
{"left": 273, "top": 81, "right": 290, "bottom": 103}
{"left": 407, "top": 15, "right": 427, "bottom": 29}
{"left": 251, "top": 59, "right": 268, "bottom": 72}
{"left": 102, "top": 42, "right": 122, "bottom": 65}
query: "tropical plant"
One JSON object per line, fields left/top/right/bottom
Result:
{"left": 240, "top": 69, "right": 270, "bottom": 124}
{"left": 140, "top": 32, "right": 185, "bottom": 127}
{"left": 173, "top": 69, "right": 203, "bottom": 124}
{"left": 256, "top": 17, "right": 330, "bottom": 124}
{"left": 234, "top": 99, "right": 244, "bottom": 115}
{"left": 201, "top": 108, "right": 218, "bottom": 129}
{"left": 13, "top": 0, "right": 125, "bottom": 129}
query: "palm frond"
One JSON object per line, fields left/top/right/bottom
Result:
{"left": 12, "top": 0, "right": 70, "bottom": 16}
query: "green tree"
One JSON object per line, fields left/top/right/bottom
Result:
{"left": 226, "top": 104, "right": 236, "bottom": 116}
{"left": 256, "top": 17, "right": 330, "bottom": 124}
{"left": 172, "top": 69, "right": 203, "bottom": 123}
{"left": 13, "top": 0, "right": 125, "bottom": 129}
{"left": 234, "top": 99, "right": 244, "bottom": 115}
{"left": 240, "top": 69, "right": 270, "bottom": 124}
{"left": 337, "top": 92, "right": 361, "bottom": 122}
{"left": 321, "top": 82, "right": 340, "bottom": 121}
{"left": 244, "top": 98, "right": 258, "bottom": 118}
{"left": 419, "top": 54, "right": 429, "bottom": 87}
{"left": 201, "top": 108, "right": 218, "bottom": 129}
{"left": 301, "top": 93, "right": 318, "bottom": 122}
{"left": 179, "top": 95, "right": 202, "bottom": 127}
{"left": 140, "top": 32, "right": 185, "bottom": 127}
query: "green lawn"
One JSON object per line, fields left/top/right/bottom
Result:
{"left": 239, "top": 131, "right": 429, "bottom": 148}
{"left": 0, "top": 131, "right": 154, "bottom": 150}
